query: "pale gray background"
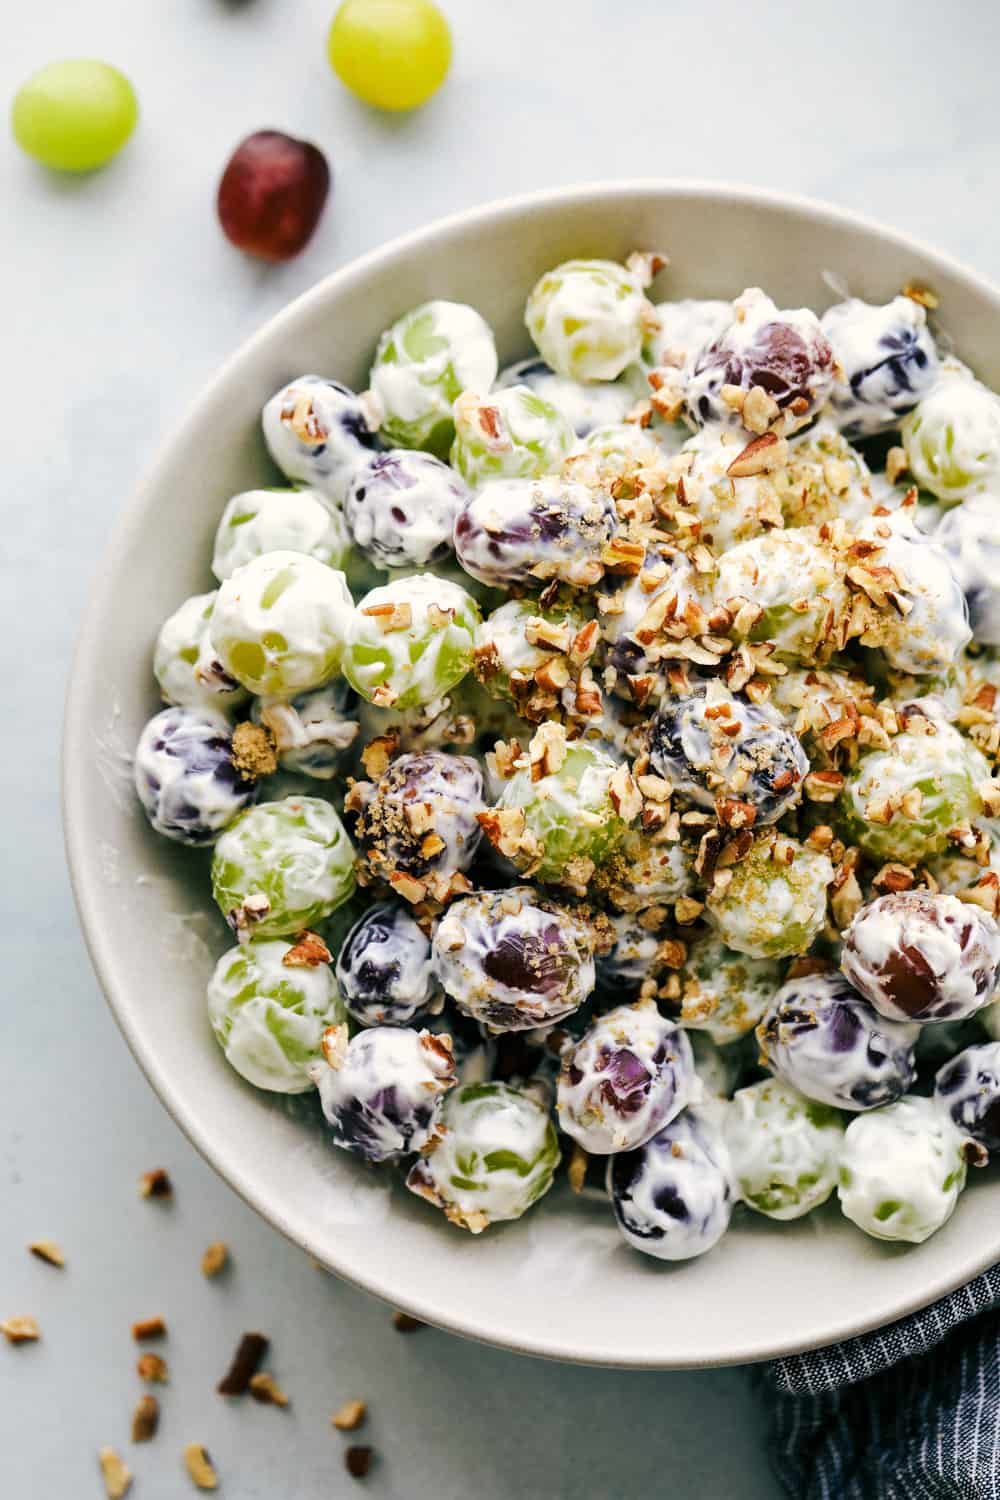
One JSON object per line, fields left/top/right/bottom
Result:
{"left": 3, "top": 0, "right": 999, "bottom": 1494}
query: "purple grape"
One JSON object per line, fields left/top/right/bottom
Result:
{"left": 454, "top": 475, "right": 617, "bottom": 589}
{"left": 596, "top": 913, "right": 661, "bottom": 994}
{"left": 354, "top": 751, "right": 485, "bottom": 887}
{"left": 607, "top": 1109, "right": 733, "bottom": 1261}
{"left": 133, "top": 706, "right": 256, "bottom": 845}
{"left": 432, "top": 887, "right": 596, "bottom": 1031}
{"left": 335, "top": 900, "right": 440, "bottom": 1026}
{"left": 345, "top": 449, "right": 469, "bottom": 569}
{"left": 648, "top": 681, "right": 807, "bottom": 824}
{"left": 557, "top": 1001, "right": 697, "bottom": 1153}
{"left": 821, "top": 296, "right": 940, "bottom": 439}
{"left": 312, "top": 1025, "right": 456, "bottom": 1163}
{"left": 685, "top": 290, "right": 834, "bottom": 430}
{"left": 934, "top": 1042, "right": 1000, "bottom": 1150}
{"left": 757, "top": 971, "right": 918, "bottom": 1111}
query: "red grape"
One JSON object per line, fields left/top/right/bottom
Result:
{"left": 217, "top": 130, "right": 330, "bottom": 263}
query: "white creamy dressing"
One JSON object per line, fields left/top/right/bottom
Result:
{"left": 153, "top": 590, "right": 248, "bottom": 712}
{"left": 207, "top": 937, "right": 345, "bottom": 1093}
{"left": 525, "top": 258, "right": 651, "bottom": 382}
{"left": 211, "top": 550, "right": 353, "bottom": 696}
{"left": 557, "top": 1002, "right": 698, "bottom": 1154}
{"left": 212, "top": 487, "right": 350, "bottom": 581}
{"left": 723, "top": 1077, "right": 843, "bottom": 1221}
{"left": 838, "top": 1095, "right": 967, "bottom": 1243}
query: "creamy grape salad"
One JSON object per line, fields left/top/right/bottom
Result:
{"left": 134, "top": 253, "right": 1000, "bottom": 1258}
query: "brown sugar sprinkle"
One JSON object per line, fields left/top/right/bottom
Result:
{"left": 392, "top": 1310, "right": 424, "bottom": 1333}
{"left": 98, "top": 1447, "right": 132, "bottom": 1499}
{"left": 249, "top": 1371, "right": 290, "bottom": 1407}
{"left": 184, "top": 1442, "right": 219, "bottom": 1491}
{"left": 28, "top": 1239, "right": 65, "bottom": 1267}
{"left": 217, "top": 1330, "right": 269, "bottom": 1395}
{"left": 1, "top": 1315, "right": 40, "bottom": 1345}
{"left": 137, "top": 1352, "right": 169, "bottom": 1383}
{"left": 282, "top": 929, "right": 332, "bottom": 968}
{"left": 231, "top": 720, "right": 278, "bottom": 780}
{"left": 132, "top": 1393, "right": 160, "bottom": 1443}
{"left": 132, "top": 1316, "right": 167, "bottom": 1342}
{"left": 139, "top": 1168, "right": 173, "bottom": 1200}
{"left": 345, "top": 1446, "right": 375, "bottom": 1480}
{"left": 201, "top": 1241, "right": 229, "bottom": 1278}
{"left": 332, "top": 1398, "right": 368, "bottom": 1432}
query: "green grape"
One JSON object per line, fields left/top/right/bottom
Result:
{"left": 207, "top": 938, "right": 346, "bottom": 1093}
{"left": 327, "top": 0, "right": 452, "bottom": 113}
{"left": 492, "top": 734, "right": 628, "bottom": 887}
{"left": 839, "top": 722, "right": 988, "bottom": 863}
{"left": 525, "top": 258, "right": 654, "bottom": 382}
{"left": 343, "top": 573, "right": 480, "bottom": 710}
{"left": 901, "top": 363, "right": 1000, "bottom": 505}
{"left": 406, "top": 1082, "right": 560, "bottom": 1232}
{"left": 369, "top": 299, "right": 498, "bottom": 457}
{"left": 724, "top": 1078, "right": 844, "bottom": 1221}
{"left": 211, "top": 795, "right": 356, "bottom": 939}
{"left": 707, "top": 832, "right": 833, "bottom": 959}
{"left": 677, "top": 931, "right": 781, "bottom": 1044}
{"left": 451, "top": 386, "right": 574, "bottom": 488}
{"left": 472, "top": 596, "right": 589, "bottom": 705}
{"left": 11, "top": 59, "right": 137, "bottom": 172}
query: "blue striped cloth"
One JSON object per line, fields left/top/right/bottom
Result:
{"left": 763, "top": 1264, "right": 1000, "bottom": 1498}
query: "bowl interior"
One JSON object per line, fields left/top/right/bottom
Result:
{"left": 64, "top": 182, "right": 1000, "bottom": 1367}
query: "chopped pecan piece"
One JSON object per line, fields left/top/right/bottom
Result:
{"left": 184, "top": 1443, "right": 219, "bottom": 1491}
{"left": 249, "top": 1371, "right": 290, "bottom": 1407}
{"left": 1, "top": 1316, "right": 39, "bottom": 1345}
{"left": 726, "top": 431, "right": 788, "bottom": 477}
{"left": 98, "top": 1448, "right": 132, "bottom": 1499}
{"left": 28, "top": 1240, "right": 65, "bottom": 1267}
{"left": 137, "top": 1353, "right": 169, "bottom": 1383}
{"left": 392, "top": 1310, "right": 423, "bottom": 1332}
{"left": 217, "top": 1331, "right": 269, "bottom": 1396}
{"left": 332, "top": 1398, "right": 368, "bottom": 1432}
{"left": 360, "top": 733, "right": 398, "bottom": 780}
{"left": 139, "top": 1168, "right": 172, "bottom": 1200}
{"left": 345, "top": 1446, "right": 375, "bottom": 1480}
{"left": 282, "top": 930, "right": 332, "bottom": 967}
{"left": 132, "top": 1394, "right": 159, "bottom": 1443}
{"left": 132, "top": 1316, "right": 166, "bottom": 1342}
{"left": 201, "top": 1242, "right": 229, "bottom": 1278}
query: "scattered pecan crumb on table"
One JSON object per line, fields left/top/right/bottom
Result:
{"left": 184, "top": 1442, "right": 219, "bottom": 1490}
{"left": 132, "top": 1315, "right": 167, "bottom": 1342}
{"left": 28, "top": 1239, "right": 65, "bottom": 1267}
{"left": 217, "top": 1330, "right": 269, "bottom": 1395}
{"left": 345, "top": 1445, "right": 375, "bottom": 1479}
{"left": 138, "top": 1168, "right": 173, "bottom": 1199}
{"left": 2, "top": 1316, "right": 40, "bottom": 1344}
{"left": 132, "top": 1393, "right": 160, "bottom": 1442}
{"left": 200, "top": 1241, "right": 229, "bottom": 1278}
{"left": 391, "top": 1310, "right": 423, "bottom": 1333}
{"left": 249, "top": 1370, "right": 289, "bottom": 1406}
{"left": 137, "top": 1352, "right": 169, "bottom": 1383}
{"left": 332, "top": 1398, "right": 367, "bottom": 1431}
{"left": 98, "top": 1447, "right": 132, "bottom": 1498}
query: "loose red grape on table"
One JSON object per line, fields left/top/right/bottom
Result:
{"left": 217, "top": 131, "right": 331, "bottom": 263}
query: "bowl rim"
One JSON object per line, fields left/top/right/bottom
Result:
{"left": 63, "top": 178, "right": 1000, "bottom": 1369}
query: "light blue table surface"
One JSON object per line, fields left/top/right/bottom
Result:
{"left": 4, "top": 1, "right": 1000, "bottom": 1493}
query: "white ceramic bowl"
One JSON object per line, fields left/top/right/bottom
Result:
{"left": 64, "top": 182, "right": 1000, "bottom": 1368}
